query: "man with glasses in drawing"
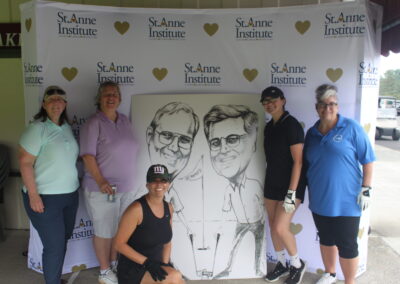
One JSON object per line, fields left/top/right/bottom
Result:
{"left": 203, "top": 104, "right": 265, "bottom": 279}
{"left": 145, "top": 102, "right": 200, "bottom": 237}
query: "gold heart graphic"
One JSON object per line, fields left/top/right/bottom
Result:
{"left": 316, "top": 268, "right": 325, "bottom": 274}
{"left": 61, "top": 67, "right": 78, "bottom": 82}
{"left": 358, "top": 227, "right": 365, "bottom": 239}
{"left": 300, "top": 121, "right": 305, "bottom": 129}
{"left": 290, "top": 223, "right": 303, "bottom": 235}
{"left": 363, "top": 123, "right": 371, "bottom": 133}
{"left": 326, "top": 68, "right": 343, "bottom": 83}
{"left": 243, "top": 69, "right": 258, "bottom": 82}
{"left": 72, "top": 264, "right": 87, "bottom": 272}
{"left": 203, "top": 23, "right": 219, "bottom": 36}
{"left": 152, "top": 68, "right": 168, "bottom": 81}
{"left": 114, "top": 21, "right": 130, "bottom": 35}
{"left": 25, "top": 18, "right": 32, "bottom": 32}
{"left": 295, "top": 21, "right": 310, "bottom": 35}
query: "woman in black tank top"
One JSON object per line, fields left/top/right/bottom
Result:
{"left": 114, "top": 164, "right": 185, "bottom": 284}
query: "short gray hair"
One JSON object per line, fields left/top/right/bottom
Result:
{"left": 315, "top": 84, "right": 338, "bottom": 103}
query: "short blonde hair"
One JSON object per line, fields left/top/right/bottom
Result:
{"left": 95, "top": 81, "right": 121, "bottom": 109}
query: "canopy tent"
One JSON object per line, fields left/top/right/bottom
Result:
{"left": 371, "top": 0, "right": 400, "bottom": 56}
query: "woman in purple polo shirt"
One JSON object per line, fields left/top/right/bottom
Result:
{"left": 80, "top": 80, "right": 138, "bottom": 284}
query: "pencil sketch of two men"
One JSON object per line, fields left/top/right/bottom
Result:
{"left": 143, "top": 101, "right": 265, "bottom": 278}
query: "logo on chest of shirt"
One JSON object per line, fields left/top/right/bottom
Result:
{"left": 333, "top": 134, "right": 343, "bottom": 142}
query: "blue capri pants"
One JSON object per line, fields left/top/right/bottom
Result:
{"left": 23, "top": 190, "right": 78, "bottom": 284}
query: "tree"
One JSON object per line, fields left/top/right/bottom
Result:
{"left": 379, "top": 69, "right": 400, "bottom": 99}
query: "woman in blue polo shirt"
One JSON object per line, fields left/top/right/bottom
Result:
{"left": 303, "top": 84, "right": 375, "bottom": 284}
{"left": 19, "top": 86, "right": 79, "bottom": 284}
{"left": 261, "top": 86, "right": 306, "bottom": 284}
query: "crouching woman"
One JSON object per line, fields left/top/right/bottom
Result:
{"left": 114, "top": 164, "right": 185, "bottom": 284}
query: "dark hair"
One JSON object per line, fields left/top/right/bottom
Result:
{"left": 203, "top": 104, "right": 258, "bottom": 140}
{"left": 33, "top": 87, "right": 70, "bottom": 125}
{"left": 260, "top": 86, "right": 286, "bottom": 110}
{"left": 95, "top": 80, "right": 121, "bottom": 110}
{"left": 149, "top": 102, "right": 200, "bottom": 138}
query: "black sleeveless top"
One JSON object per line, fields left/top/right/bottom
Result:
{"left": 117, "top": 196, "right": 172, "bottom": 283}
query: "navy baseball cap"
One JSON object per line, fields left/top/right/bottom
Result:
{"left": 260, "top": 86, "right": 285, "bottom": 102}
{"left": 146, "top": 164, "right": 171, "bottom": 183}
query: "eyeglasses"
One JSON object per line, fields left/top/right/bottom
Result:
{"left": 102, "top": 93, "right": 120, "bottom": 98}
{"left": 155, "top": 130, "right": 193, "bottom": 150}
{"left": 46, "top": 88, "right": 65, "bottom": 95}
{"left": 317, "top": 102, "right": 338, "bottom": 109}
{"left": 261, "top": 98, "right": 279, "bottom": 105}
{"left": 209, "top": 134, "right": 247, "bottom": 151}
{"left": 45, "top": 97, "right": 65, "bottom": 103}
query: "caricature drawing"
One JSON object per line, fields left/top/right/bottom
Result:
{"left": 203, "top": 104, "right": 265, "bottom": 278}
{"left": 145, "top": 102, "right": 200, "bottom": 237}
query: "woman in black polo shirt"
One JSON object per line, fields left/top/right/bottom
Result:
{"left": 261, "top": 86, "right": 306, "bottom": 284}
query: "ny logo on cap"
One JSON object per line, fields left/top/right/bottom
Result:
{"left": 154, "top": 166, "right": 165, "bottom": 174}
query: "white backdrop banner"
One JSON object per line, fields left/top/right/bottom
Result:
{"left": 20, "top": 0, "right": 382, "bottom": 280}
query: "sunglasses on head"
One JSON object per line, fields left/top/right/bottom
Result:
{"left": 46, "top": 88, "right": 65, "bottom": 95}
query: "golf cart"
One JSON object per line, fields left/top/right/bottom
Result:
{"left": 376, "top": 96, "right": 400, "bottom": 141}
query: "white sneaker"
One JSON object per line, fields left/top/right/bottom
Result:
{"left": 316, "top": 272, "right": 337, "bottom": 284}
{"left": 99, "top": 269, "right": 118, "bottom": 284}
{"left": 111, "top": 262, "right": 118, "bottom": 274}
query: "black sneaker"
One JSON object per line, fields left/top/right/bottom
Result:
{"left": 265, "top": 262, "right": 289, "bottom": 282}
{"left": 284, "top": 259, "right": 306, "bottom": 284}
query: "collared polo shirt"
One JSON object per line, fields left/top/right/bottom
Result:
{"left": 80, "top": 111, "right": 138, "bottom": 193}
{"left": 263, "top": 111, "right": 304, "bottom": 190}
{"left": 20, "top": 119, "right": 79, "bottom": 194}
{"left": 304, "top": 114, "right": 376, "bottom": 217}
{"left": 222, "top": 176, "right": 264, "bottom": 224}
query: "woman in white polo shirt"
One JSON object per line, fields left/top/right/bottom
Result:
{"left": 19, "top": 86, "right": 79, "bottom": 284}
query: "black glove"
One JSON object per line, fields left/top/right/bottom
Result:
{"left": 143, "top": 258, "right": 168, "bottom": 281}
{"left": 162, "top": 262, "right": 174, "bottom": 268}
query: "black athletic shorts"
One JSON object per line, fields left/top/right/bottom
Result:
{"left": 312, "top": 213, "right": 360, "bottom": 259}
{"left": 264, "top": 184, "right": 305, "bottom": 202}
